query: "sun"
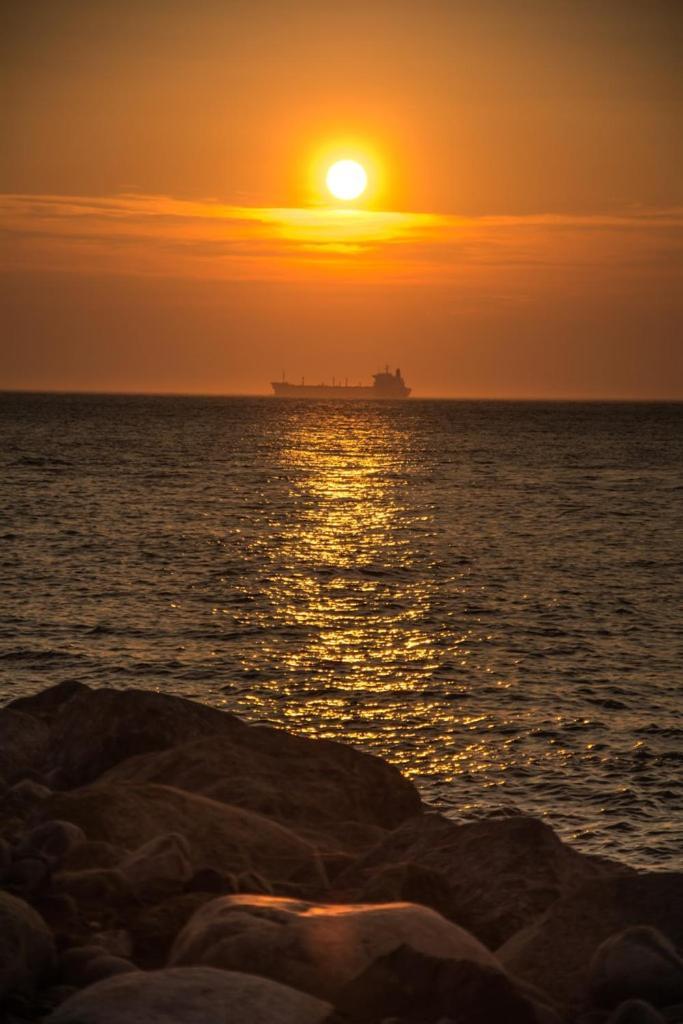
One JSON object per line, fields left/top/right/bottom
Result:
{"left": 326, "top": 159, "right": 368, "bottom": 201}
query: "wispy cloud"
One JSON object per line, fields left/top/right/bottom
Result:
{"left": 2, "top": 193, "right": 682, "bottom": 283}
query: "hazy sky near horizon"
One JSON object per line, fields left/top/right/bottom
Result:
{"left": 2, "top": 0, "right": 682, "bottom": 397}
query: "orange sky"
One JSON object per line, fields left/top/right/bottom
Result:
{"left": 2, "top": 0, "right": 682, "bottom": 398}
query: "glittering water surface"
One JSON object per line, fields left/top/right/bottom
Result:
{"left": 1, "top": 393, "right": 682, "bottom": 868}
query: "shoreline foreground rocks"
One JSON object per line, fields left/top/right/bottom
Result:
{"left": 1, "top": 682, "right": 681, "bottom": 1023}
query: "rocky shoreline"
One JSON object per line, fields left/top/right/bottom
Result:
{"left": 1, "top": 681, "right": 681, "bottom": 1023}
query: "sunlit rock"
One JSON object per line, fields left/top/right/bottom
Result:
{"left": 589, "top": 926, "right": 683, "bottom": 1009}
{"left": 169, "top": 894, "right": 498, "bottom": 1001}
{"left": 498, "top": 872, "right": 683, "bottom": 1010}
{"left": 46, "top": 966, "right": 332, "bottom": 1024}
{"left": 0, "top": 890, "right": 55, "bottom": 999}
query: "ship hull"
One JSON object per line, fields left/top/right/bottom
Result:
{"left": 271, "top": 383, "right": 410, "bottom": 399}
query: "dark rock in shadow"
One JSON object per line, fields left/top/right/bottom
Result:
{"left": 331, "top": 943, "right": 550, "bottom": 1023}
{"left": 42, "top": 782, "right": 327, "bottom": 895}
{"left": 0, "top": 890, "right": 55, "bottom": 1001}
{"left": 335, "top": 812, "right": 630, "bottom": 949}
{"left": 589, "top": 926, "right": 683, "bottom": 1010}
{"left": 498, "top": 872, "right": 683, "bottom": 1010}
{"left": 45, "top": 965, "right": 332, "bottom": 1024}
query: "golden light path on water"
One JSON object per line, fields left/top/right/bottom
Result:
{"left": 227, "top": 405, "right": 567, "bottom": 804}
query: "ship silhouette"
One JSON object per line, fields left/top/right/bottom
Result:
{"left": 271, "top": 366, "right": 411, "bottom": 399}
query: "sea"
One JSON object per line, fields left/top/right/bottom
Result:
{"left": 1, "top": 392, "right": 682, "bottom": 870}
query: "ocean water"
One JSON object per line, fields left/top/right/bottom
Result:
{"left": 1, "top": 392, "right": 682, "bottom": 869}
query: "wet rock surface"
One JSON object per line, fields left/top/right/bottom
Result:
{"left": 0, "top": 682, "right": 681, "bottom": 1023}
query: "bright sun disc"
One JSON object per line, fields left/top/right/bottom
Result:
{"left": 326, "top": 159, "right": 367, "bottom": 201}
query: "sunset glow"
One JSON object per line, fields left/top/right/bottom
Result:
{"left": 1, "top": 1, "right": 681, "bottom": 398}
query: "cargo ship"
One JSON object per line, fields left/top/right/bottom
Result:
{"left": 271, "top": 367, "right": 411, "bottom": 400}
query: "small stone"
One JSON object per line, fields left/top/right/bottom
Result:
{"left": 81, "top": 955, "right": 138, "bottom": 985}
{"left": 90, "top": 929, "right": 133, "bottom": 958}
{"left": 17, "top": 820, "right": 87, "bottom": 865}
{"left": 5, "top": 778, "right": 51, "bottom": 812}
{"left": 59, "top": 945, "right": 109, "bottom": 985}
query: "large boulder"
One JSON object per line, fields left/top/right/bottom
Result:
{"left": 498, "top": 872, "right": 683, "bottom": 1010}
{"left": 42, "top": 782, "right": 326, "bottom": 892}
{"left": 0, "top": 890, "right": 55, "bottom": 999}
{"left": 101, "top": 726, "right": 421, "bottom": 844}
{"left": 332, "top": 943, "right": 559, "bottom": 1024}
{"left": 336, "top": 812, "right": 631, "bottom": 948}
{"left": 588, "top": 926, "right": 683, "bottom": 1010}
{"left": 46, "top": 966, "right": 332, "bottom": 1024}
{"left": 0, "top": 708, "right": 50, "bottom": 784}
{"left": 170, "top": 894, "right": 499, "bottom": 1001}
{"left": 31, "top": 685, "right": 245, "bottom": 787}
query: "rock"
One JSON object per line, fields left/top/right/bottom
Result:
{"left": 0, "top": 708, "right": 50, "bottom": 783}
{"left": 32, "top": 892, "right": 79, "bottom": 935}
{"left": 336, "top": 813, "right": 631, "bottom": 949}
{"left": 16, "top": 820, "right": 87, "bottom": 865}
{"left": 7, "top": 680, "right": 88, "bottom": 718}
{"left": 589, "top": 927, "right": 683, "bottom": 1009}
{"left": 62, "top": 839, "right": 126, "bottom": 871}
{"left": 59, "top": 944, "right": 112, "bottom": 985}
{"left": 54, "top": 867, "right": 132, "bottom": 907}
{"left": 185, "top": 867, "right": 232, "bottom": 894}
{"left": 4, "top": 854, "right": 51, "bottom": 897}
{"left": 101, "top": 726, "right": 420, "bottom": 841}
{"left": 498, "top": 872, "right": 683, "bottom": 1010}
{"left": 35, "top": 684, "right": 245, "bottom": 787}
{"left": 90, "top": 929, "right": 133, "bottom": 958}
{"left": 4, "top": 777, "right": 52, "bottom": 813}
{"left": 43, "top": 783, "right": 326, "bottom": 893}
{"left": 344, "top": 861, "right": 459, "bottom": 924}
{"left": 46, "top": 966, "right": 332, "bottom": 1023}
{"left": 43, "top": 984, "right": 79, "bottom": 1009}
{"left": 607, "top": 1000, "right": 666, "bottom": 1024}
{"left": 332, "top": 943, "right": 557, "bottom": 1024}
{"left": 0, "top": 890, "right": 55, "bottom": 999}
{"left": 128, "top": 892, "right": 213, "bottom": 969}
{"left": 120, "top": 833, "right": 193, "bottom": 901}
{"left": 170, "top": 894, "right": 499, "bottom": 1001}
{"left": 0, "top": 835, "right": 11, "bottom": 879}
{"left": 80, "top": 955, "right": 139, "bottom": 985}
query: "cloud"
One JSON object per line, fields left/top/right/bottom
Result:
{"left": 1, "top": 192, "right": 682, "bottom": 284}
